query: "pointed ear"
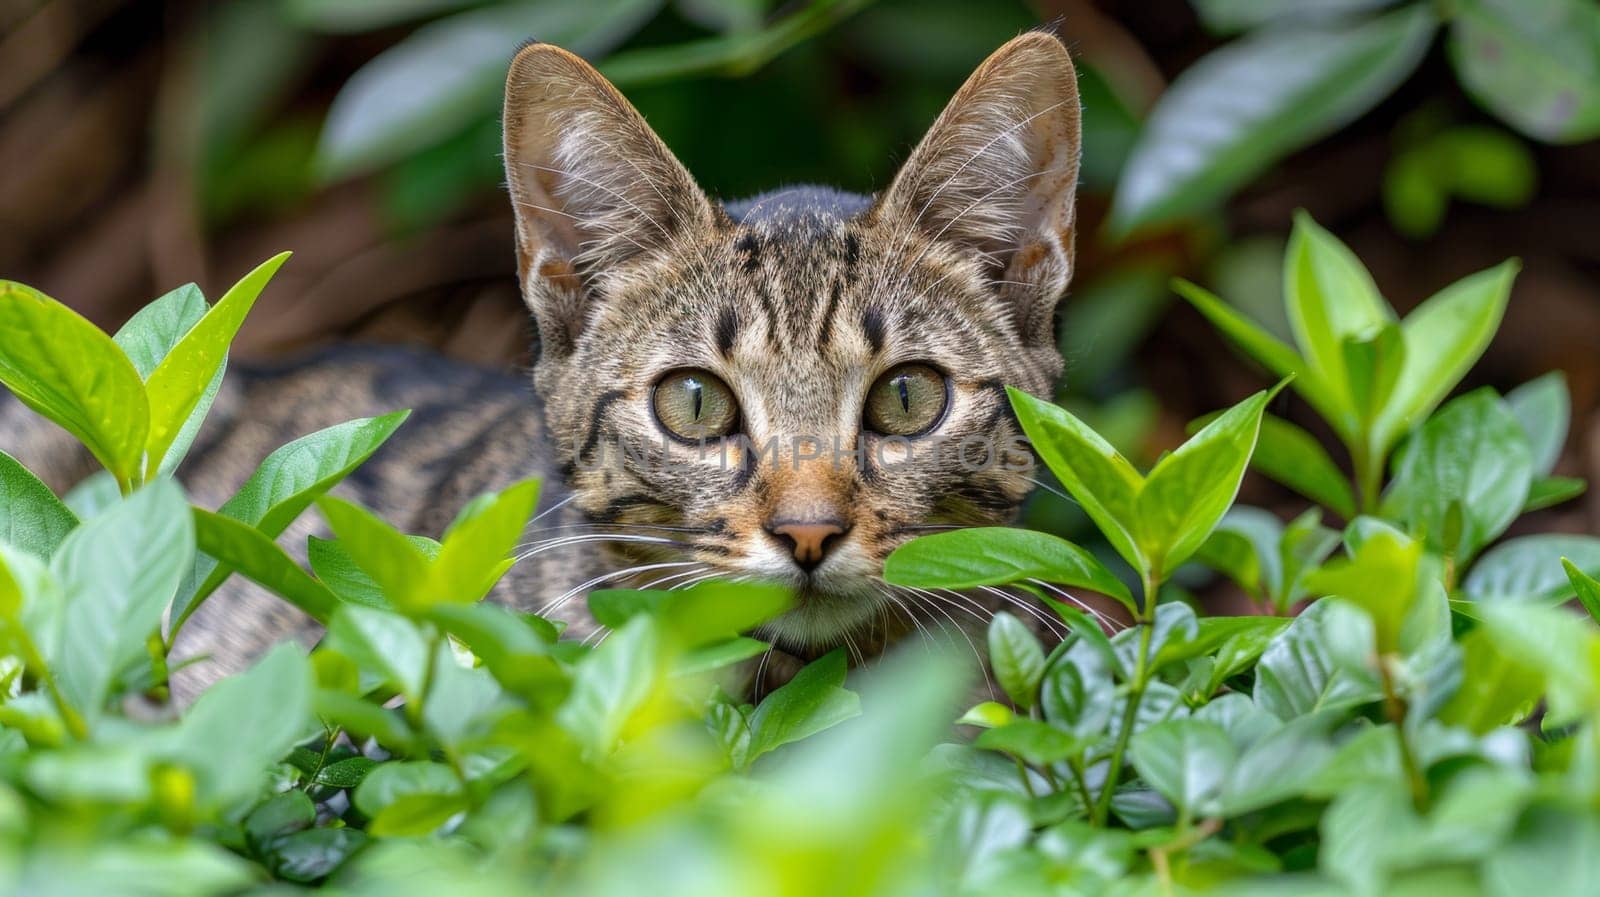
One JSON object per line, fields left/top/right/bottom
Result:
{"left": 503, "top": 42, "right": 716, "bottom": 357}
{"left": 877, "top": 32, "right": 1081, "bottom": 347}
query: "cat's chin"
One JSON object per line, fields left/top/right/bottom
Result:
{"left": 750, "top": 576, "right": 889, "bottom": 656}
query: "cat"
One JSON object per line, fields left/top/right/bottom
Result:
{"left": 0, "top": 30, "right": 1082, "bottom": 693}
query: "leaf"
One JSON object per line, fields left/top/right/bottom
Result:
{"left": 1284, "top": 212, "right": 1395, "bottom": 433}
{"left": 143, "top": 253, "right": 290, "bottom": 476}
{"left": 1463, "top": 533, "right": 1600, "bottom": 603}
{"left": 1382, "top": 388, "right": 1532, "bottom": 562}
{"left": 1217, "top": 714, "right": 1337, "bottom": 816}
{"left": 1483, "top": 806, "right": 1600, "bottom": 897}
{"left": 1191, "top": 0, "right": 1398, "bottom": 35}
{"left": 307, "top": 534, "right": 438, "bottom": 609}
{"left": 1524, "top": 475, "right": 1586, "bottom": 512}
{"left": 368, "top": 792, "right": 469, "bottom": 837}
{"left": 987, "top": 612, "right": 1047, "bottom": 709}
{"left": 556, "top": 616, "right": 660, "bottom": 754}
{"left": 0, "top": 281, "right": 150, "bottom": 486}
{"left": 1436, "top": 627, "right": 1541, "bottom": 733}
{"left": 884, "top": 527, "right": 1134, "bottom": 612}
{"left": 112, "top": 283, "right": 222, "bottom": 476}
{"left": 353, "top": 760, "right": 462, "bottom": 818}
{"left": 313, "top": 756, "right": 376, "bottom": 789}
{"left": 183, "top": 412, "right": 409, "bottom": 611}
{"left": 184, "top": 510, "right": 340, "bottom": 629}
{"left": 1506, "top": 371, "right": 1570, "bottom": 475}
{"left": 284, "top": 0, "right": 481, "bottom": 32}
{"left": 169, "top": 643, "right": 313, "bottom": 808}
{"left": 1247, "top": 414, "right": 1357, "bottom": 519}
{"left": 1107, "top": 6, "right": 1436, "bottom": 235}
{"left": 1137, "top": 384, "right": 1278, "bottom": 575}
{"left": 958, "top": 701, "right": 1015, "bottom": 729}
{"left": 427, "top": 477, "right": 540, "bottom": 604}
{"left": 1008, "top": 387, "right": 1145, "bottom": 572}
{"left": 1253, "top": 599, "right": 1382, "bottom": 719}
{"left": 1564, "top": 558, "right": 1600, "bottom": 624}
{"left": 975, "top": 719, "right": 1082, "bottom": 766}
{"left": 327, "top": 604, "right": 430, "bottom": 702}
{"left": 1371, "top": 260, "right": 1518, "bottom": 457}
{"left": 1306, "top": 529, "right": 1422, "bottom": 655}
{"left": 1474, "top": 603, "right": 1600, "bottom": 723}
{"left": 316, "top": 0, "right": 658, "bottom": 178}
{"left": 0, "top": 449, "right": 77, "bottom": 559}
{"left": 49, "top": 480, "right": 192, "bottom": 721}
{"left": 1448, "top": 0, "right": 1600, "bottom": 143}
{"left": 420, "top": 641, "right": 503, "bottom": 749}
{"left": 244, "top": 791, "right": 314, "bottom": 848}
{"left": 268, "top": 828, "right": 368, "bottom": 883}
{"left": 316, "top": 496, "right": 432, "bottom": 612}
{"left": 746, "top": 648, "right": 861, "bottom": 764}
{"left": 428, "top": 603, "right": 566, "bottom": 707}
{"left": 1040, "top": 657, "right": 1114, "bottom": 739}
{"left": 1129, "top": 718, "right": 1235, "bottom": 816}
{"left": 675, "top": 636, "right": 771, "bottom": 677}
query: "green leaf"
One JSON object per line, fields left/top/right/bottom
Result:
{"left": 1383, "top": 389, "right": 1532, "bottom": 562}
{"left": 112, "top": 283, "right": 223, "bottom": 476}
{"left": 316, "top": 496, "right": 432, "bottom": 613}
{"left": 1040, "top": 656, "right": 1114, "bottom": 739}
{"left": 1524, "top": 475, "right": 1586, "bottom": 512}
{"left": 427, "top": 477, "right": 540, "bottom": 604}
{"left": 1137, "top": 385, "right": 1278, "bottom": 575}
{"left": 0, "top": 281, "right": 150, "bottom": 486}
{"left": 1191, "top": 0, "right": 1397, "bottom": 35}
{"left": 327, "top": 604, "right": 430, "bottom": 702}
{"left": 1371, "top": 259, "right": 1518, "bottom": 457}
{"left": 0, "top": 449, "right": 77, "bottom": 559}
{"left": 746, "top": 648, "right": 861, "bottom": 765}
{"left": 368, "top": 792, "right": 470, "bottom": 837}
{"left": 1475, "top": 603, "right": 1600, "bottom": 723}
{"left": 1564, "top": 558, "right": 1600, "bottom": 624}
{"left": 1463, "top": 533, "right": 1600, "bottom": 603}
{"left": 313, "top": 756, "right": 376, "bottom": 789}
{"left": 1285, "top": 212, "right": 1395, "bottom": 431}
{"left": 883, "top": 527, "right": 1134, "bottom": 612}
{"left": 184, "top": 412, "right": 409, "bottom": 611}
{"left": 284, "top": 0, "right": 481, "bottom": 32}
{"left": 1253, "top": 599, "right": 1382, "bottom": 719}
{"left": 1107, "top": 6, "right": 1436, "bottom": 235}
{"left": 957, "top": 701, "right": 1014, "bottom": 729}
{"left": 1449, "top": 0, "right": 1600, "bottom": 143}
{"left": 975, "top": 718, "right": 1082, "bottom": 766}
{"left": 267, "top": 828, "right": 368, "bottom": 883}
{"left": 556, "top": 616, "right": 660, "bottom": 754}
{"left": 317, "top": 0, "right": 658, "bottom": 178}
{"left": 169, "top": 643, "right": 312, "bottom": 808}
{"left": 675, "top": 636, "right": 772, "bottom": 677}
{"left": 143, "top": 253, "right": 290, "bottom": 476}
{"left": 307, "top": 533, "right": 438, "bottom": 609}
{"left": 1129, "top": 718, "right": 1234, "bottom": 816}
{"left": 244, "top": 791, "right": 314, "bottom": 847}
{"left": 184, "top": 509, "right": 340, "bottom": 629}
{"left": 427, "top": 603, "right": 565, "bottom": 706}
{"left": 353, "top": 760, "right": 462, "bottom": 818}
{"left": 420, "top": 641, "right": 503, "bottom": 749}
{"left": 1436, "top": 627, "right": 1541, "bottom": 733}
{"left": 1008, "top": 387, "right": 1145, "bottom": 572}
{"left": 1483, "top": 806, "right": 1600, "bottom": 897}
{"left": 1506, "top": 371, "right": 1570, "bottom": 475}
{"left": 987, "top": 612, "right": 1047, "bottom": 709}
{"left": 1248, "top": 414, "right": 1357, "bottom": 519}
{"left": 1306, "top": 528, "right": 1422, "bottom": 655}
{"left": 49, "top": 480, "right": 192, "bottom": 721}
{"left": 1217, "top": 714, "right": 1337, "bottom": 816}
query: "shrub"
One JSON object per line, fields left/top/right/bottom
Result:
{"left": 0, "top": 215, "right": 1597, "bottom": 895}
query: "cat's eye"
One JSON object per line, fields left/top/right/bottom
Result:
{"left": 864, "top": 363, "right": 948, "bottom": 437}
{"left": 652, "top": 369, "right": 739, "bottom": 441}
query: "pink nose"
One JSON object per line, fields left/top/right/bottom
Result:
{"left": 766, "top": 520, "right": 849, "bottom": 571}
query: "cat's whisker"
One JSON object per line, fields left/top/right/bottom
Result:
{"left": 668, "top": 569, "right": 726, "bottom": 591}
{"left": 537, "top": 560, "right": 702, "bottom": 617}
{"left": 523, "top": 494, "right": 577, "bottom": 529}
{"left": 1025, "top": 579, "right": 1126, "bottom": 634}
{"left": 640, "top": 565, "right": 715, "bottom": 591}
{"left": 894, "top": 587, "right": 994, "bottom": 700}
{"left": 512, "top": 533, "right": 684, "bottom": 562}
{"left": 974, "top": 585, "right": 1070, "bottom": 638}
{"left": 1023, "top": 476, "right": 1076, "bottom": 504}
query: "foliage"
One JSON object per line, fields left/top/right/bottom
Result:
{"left": 1111, "top": 0, "right": 1600, "bottom": 235}
{"left": 2, "top": 221, "right": 1600, "bottom": 895}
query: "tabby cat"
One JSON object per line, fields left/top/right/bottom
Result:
{"left": 0, "top": 31, "right": 1082, "bottom": 691}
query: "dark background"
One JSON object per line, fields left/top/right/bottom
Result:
{"left": 5, "top": 0, "right": 1598, "bottom": 547}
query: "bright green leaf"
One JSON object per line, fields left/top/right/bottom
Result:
{"left": 112, "top": 283, "right": 222, "bottom": 476}
{"left": 884, "top": 527, "right": 1134, "bottom": 612}
{"left": 0, "top": 449, "right": 77, "bottom": 559}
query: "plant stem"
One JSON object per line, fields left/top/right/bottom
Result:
{"left": 1352, "top": 441, "right": 1383, "bottom": 514}
{"left": 1092, "top": 567, "right": 1161, "bottom": 826}
{"left": 1379, "top": 656, "right": 1429, "bottom": 811}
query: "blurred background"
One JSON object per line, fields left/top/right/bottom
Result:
{"left": 4, "top": 0, "right": 1599, "bottom": 547}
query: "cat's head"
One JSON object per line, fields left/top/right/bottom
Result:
{"left": 503, "top": 32, "right": 1080, "bottom": 651}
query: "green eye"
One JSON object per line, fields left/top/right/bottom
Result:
{"left": 864, "top": 363, "right": 947, "bottom": 436}
{"left": 652, "top": 369, "right": 739, "bottom": 441}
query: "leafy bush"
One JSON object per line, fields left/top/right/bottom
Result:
{"left": 2, "top": 215, "right": 1599, "bottom": 896}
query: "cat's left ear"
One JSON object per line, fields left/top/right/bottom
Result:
{"left": 878, "top": 32, "right": 1081, "bottom": 346}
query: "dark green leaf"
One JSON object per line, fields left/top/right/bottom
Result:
{"left": 987, "top": 612, "right": 1047, "bottom": 709}
{"left": 268, "top": 827, "right": 368, "bottom": 883}
{"left": 975, "top": 719, "right": 1082, "bottom": 766}
{"left": 1253, "top": 599, "right": 1382, "bottom": 719}
{"left": 746, "top": 647, "right": 861, "bottom": 764}
{"left": 884, "top": 527, "right": 1134, "bottom": 612}
{"left": 1192, "top": 0, "right": 1398, "bottom": 35}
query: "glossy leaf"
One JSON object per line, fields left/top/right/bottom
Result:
{"left": 0, "top": 281, "right": 150, "bottom": 486}
{"left": 975, "top": 719, "right": 1081, "bottom": 766}
{"left": 1108, "top": 6, "right": 1436, "bottom": 235}
{"left": 427, "top": 477, "right": 540, "bottom": 604}
{"left": 884, "top": 527, "right": 1133, "bottom": 612}
{"left": 182, "top": 510, "right": 340, "bottom": 631}
{"left": 1129, "top": 718, "right": 1233, "bottom": 816}
{"left": 1437, "top": 627, "right": 1541, "bottom": 733}
{"left": 143, "top": 253, "right": 290, "bottom": 476}
{"left": 112, "top": 283, "right": 222, "bottom": 476}
{"left": 1248, "top": 414, "right": 1357, "bottom": 519}
{"left": 1463, "top": 533, "right": 1600, "bottom": 603}
{"left": 746, "top": 648, "right": 861, "bottom": 765}
{"left": 0, "top": 449, "right": 77, "bottom": 559}
{"left": 1253, "top": 599, "right": 1382, "bottom": 719}
{"left": 1564, "top": 558, "right": 1600, "bottom": 624}
{"left": 987, "top": 612, "right": 1047, "bottom": 709}
{"left": 316, "top": 496, "right": 432, "bottom": 613}
{"left": 326, "top": 604, "right": 430, "bottom": 702}
{"left": 1505, "top": 371, "right": 1569, "bottom": 476}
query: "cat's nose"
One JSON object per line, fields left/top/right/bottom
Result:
{"left": 765, "top": 519, "right": 849, "bottom": 572}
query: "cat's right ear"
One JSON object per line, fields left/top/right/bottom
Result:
{"left": 503, "top": 42, "right": 716, "bottom": 357}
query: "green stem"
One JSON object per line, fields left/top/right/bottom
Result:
{"left": 1379, "top": 657, "right": 1429, "bottom": 811}
{"left": 1352, "top": 441, "right": 1384, "bottom": 515}
{"left": 1093, "top": 567, "right": 1162, "bottom": 825}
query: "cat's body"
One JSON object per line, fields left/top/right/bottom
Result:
{"left": 0, "top": 32, "right": 1084, "bottom": 692}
